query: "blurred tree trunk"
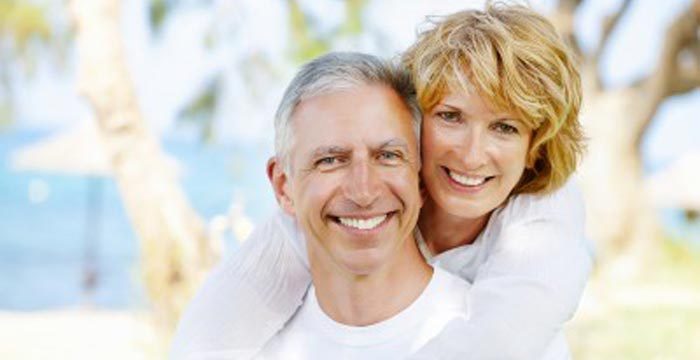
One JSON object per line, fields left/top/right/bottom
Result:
{"left": 66, "top": 0, "right": 368, "bottom": 336}
{"left": 553, "top": 0, "right": 700, "bottom": 268}
{"left": 70, "top": 0, "right": 218, "bottom": 332}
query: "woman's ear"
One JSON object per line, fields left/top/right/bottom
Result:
{"left": 267, "top": 156, "right": 295, "bottom": 216}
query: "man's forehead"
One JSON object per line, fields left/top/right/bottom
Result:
{"left": 308, "top": 138, "right": 410, "bottom": 155}
{"left": 287, "top": 83, "right": 417, "bottom": 157}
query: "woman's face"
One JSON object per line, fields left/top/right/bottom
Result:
{"left": 420, "top": 90, "right": 531, "bottom": 221}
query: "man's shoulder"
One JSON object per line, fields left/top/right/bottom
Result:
{"left": 428, "top": 267, "right": 471, "bottom": 312}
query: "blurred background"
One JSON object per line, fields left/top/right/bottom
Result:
{"left": 1, "top": 0, "right": 699, "bottom": 358}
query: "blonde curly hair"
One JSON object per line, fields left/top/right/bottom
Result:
{"left": 403, "top": 2, "right": 585, "bottom": 194}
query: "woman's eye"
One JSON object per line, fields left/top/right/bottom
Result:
{"left": 436, "top": 111, "right": 461, "bottom": 123}
{"left": 493, "top": 122, "right": 519, "bottom": 134}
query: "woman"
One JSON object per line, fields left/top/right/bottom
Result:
{"left": 402, "top": 4, "right": 589, "bottom": 359}
{"left": 172, "top": 3, "right": 592, "bottom": 359}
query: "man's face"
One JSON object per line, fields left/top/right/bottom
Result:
{"left": 274, "top": 84, "right": 421, "bottom": 277}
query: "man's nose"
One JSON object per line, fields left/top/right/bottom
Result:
{"left": 343, "top": 160, "right": 381, "bottom": 208}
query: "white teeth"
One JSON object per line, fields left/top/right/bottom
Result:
{"left": 448, "top": 170, "right": 487, "bottom": 186}
{"left": 338, "top": 214, "right": 387, "bottom": 230}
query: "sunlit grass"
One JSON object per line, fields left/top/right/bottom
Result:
{"left": 568, "top": 236, "right": 700, "bottom": 359}
{"left": 570, "top": 305, "right": 700, "bottom": 359}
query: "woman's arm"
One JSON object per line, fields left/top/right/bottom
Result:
{"left": 411, "top": 181, "right": 594, "bottom": 360}
{"left": 171, "top": 210, "right": 311, "bottom": 360}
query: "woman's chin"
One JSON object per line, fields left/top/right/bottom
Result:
{"left": 428, "top": 190, "right": 497, "bottom": 221}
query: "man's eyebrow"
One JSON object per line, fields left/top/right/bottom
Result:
{"left": 378, "top": 138, "right": 409, "bottom": 150}
{"left": 309, "top": 145, "right": 349, "bottom": 157}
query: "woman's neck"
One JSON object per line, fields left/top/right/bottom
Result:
{"left": 418, "top": 197, "right": 491, "bottom": 255}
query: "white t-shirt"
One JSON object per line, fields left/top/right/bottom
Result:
{"left": 256, "top": 268, "right": 470, "bottom": 360}
{"left": 171, "top": 179, "right": 593, "bottom": 360}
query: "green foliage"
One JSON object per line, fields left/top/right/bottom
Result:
{"left": 653, "top": 235, "right": 700, "bottom": 285}
{"left": 286, "top": 0, "right": 368, "bottom": 64}
{"left": 177, "top": 76, "right": 220, "bottom": 143}
{"left": 0, "top": 0, "right": 51, "bottom": 70}
{"left": 148, "top": 0, "right": 171, "bottom": 34}
{"left": 148, "top": 0, "right": 213, "bottom": 36}
{"left": 287, "top": 0, "right": 330, "bottom": 63}
{"left": 0, "top": 0, "right": 51, "bottom": 47}
{"left": 151, "top": 0, "right": 371, "bottom": 144}
{"left": 338, "top": 0, "right": 367, "bottom": 36}
{"left": 0, "top": 101, "right": 11, "bottom": 130}
{"left": 0, "top": 0, "right": 53, "bottom": 126}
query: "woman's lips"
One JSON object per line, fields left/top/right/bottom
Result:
{"left": 442, "top": 166, "right": 495, "bottom": 191}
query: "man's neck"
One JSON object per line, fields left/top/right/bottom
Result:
{"left": 309, "top": 237, "right": 432, "bottom": 326}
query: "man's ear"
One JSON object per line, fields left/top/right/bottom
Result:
{"left": 267, "top": 156, "right": 295, "bottom": 216}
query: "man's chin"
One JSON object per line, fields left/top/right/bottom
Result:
{"left": 335, "top": 249, "right": 389, "bottom": 277}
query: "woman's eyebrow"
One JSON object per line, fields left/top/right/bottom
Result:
{"left": 434, "top": 102, "right": 462, "bottom": 111}
{"left": 435, "top": 102, "right": 472, "bottom": 118}
{"left": 437, "top": 102, "right": 517, "bottom": 122}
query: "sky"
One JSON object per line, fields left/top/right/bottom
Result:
{"left": 9, "top": 0, "right": 700, "bottom": 173}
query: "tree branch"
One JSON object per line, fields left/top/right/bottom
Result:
{"left": 553, "top": 0, "right": 635, "bottom": 93}
{"left": 632, "top": 2, "right": 699, "bottom": 149}
{"left": 668, "top": 48, "right": 700, "bottom": 95}
{"left": 594, "top": 0, "right": 633, "bottom": 62}
{"left": 591, "top": 0, "right": 634, "bottom": 89}
{"left": 554, "top": 0, "right": 584, "bottom": 58}
{"left": 557, "top": 0, "right": 584, "bottom": 15}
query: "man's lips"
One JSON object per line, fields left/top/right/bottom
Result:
{"left": 329, "top": 211, "right": 396, "bottom": 231}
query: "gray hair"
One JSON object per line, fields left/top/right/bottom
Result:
{"left": 274, "top": 51, "right": 422, "bottom": 171}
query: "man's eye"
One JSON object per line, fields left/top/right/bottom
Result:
{"left": 492, "top": 122, "right": 519, "bottom": 134}
{"left": 316, "top": 157, "right": 337, "bottom": 166}
{"left": 314, "top": 156, "right": 348, "bottom": 169}
{"left": 378, "top": 151, "right": 401, "bottom": 162}
{"left": 436, "top": 111, "right": 461, "bottom": 123}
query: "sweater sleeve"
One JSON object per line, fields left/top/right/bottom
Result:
{"left": 410, "top": 181, "right": 594, "bottom": 360}
{"left": 170, "top": 210, "right": 311, "bottom": 360}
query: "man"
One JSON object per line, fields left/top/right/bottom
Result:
{"left": 254, "top": 52, "right": 470, "bottom": 359}
{"left": 171, "top": 52, "right": 469, "bottom": 360}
